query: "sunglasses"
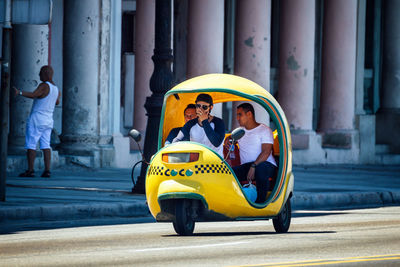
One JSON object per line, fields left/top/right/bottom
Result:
{"left": 195, "top": 104, "right": 210, "bottom": 110}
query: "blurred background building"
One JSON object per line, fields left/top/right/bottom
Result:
{"left": 1, "top": 0, "right": 399, "bottom": 170}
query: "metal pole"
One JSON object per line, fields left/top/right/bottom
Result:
{"left": 132, "top": 0, "right": 173, "bottom": 193}
{"left": 0, "top": 0, "right": 12, "bottom": 201}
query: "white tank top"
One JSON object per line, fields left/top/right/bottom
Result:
{"left": 30, "top": 82, "right": 59, "bottom": 127}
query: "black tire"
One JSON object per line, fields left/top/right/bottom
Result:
{"left": 273, "top": 199, "right": 291, "bottom": 233}
{"left": 173, "top": 199, "right": 195, "bottom": 236}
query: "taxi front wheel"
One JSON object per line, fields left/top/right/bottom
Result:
{"left": 173, "top": 199, "right": 195, "bottom": 236}
{"left": 272, "top": 199, "right": 291, "bottom": 233}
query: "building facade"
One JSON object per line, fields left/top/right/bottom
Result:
{"left": 2, "top": 0, "right": 400, "bottom": 169}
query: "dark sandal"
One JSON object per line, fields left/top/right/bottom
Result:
{"left": 41, "top": 170, "right": 51, "bottom": 178}
{"left": 18, "top": 170, "right": 35, "bottom": 177}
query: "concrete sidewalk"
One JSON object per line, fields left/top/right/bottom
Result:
{"left": 1, "top": 165, "right": 400, "bottom": 223}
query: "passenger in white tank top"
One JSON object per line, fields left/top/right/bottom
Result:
{"left": 13, "top": 65, "right": 61, "bottom": 178}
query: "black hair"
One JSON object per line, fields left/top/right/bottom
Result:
{"left": 195, "top": 93, "right": 213, "bottom": 106}
{"left": 184, "top": 104, "right": 196, "bottom": 113}
{"left": 237, "top": 103, "right": 255, "bottom": 117}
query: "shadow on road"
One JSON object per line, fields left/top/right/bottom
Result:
{"left": 293, "top": 211, "right": 348, "bottom": 217}
{"left": 0, "top": 216, "right": 155, "bottom": 235}
{"left": 163, "top": 230, "right": 336, "bottom": 237}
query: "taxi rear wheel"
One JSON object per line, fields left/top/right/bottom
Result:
{"left": 173, "top": 199, "right": 195, "bottom": 236}
{"left": 272, "top": 199, "right": 291, "bottom": 233}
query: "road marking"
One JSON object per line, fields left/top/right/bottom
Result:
{"left": 134, "top": 241, "right": 249, "bottom": 253}
{"left": 230, "top": 254, "right": 400, "bottom": 267}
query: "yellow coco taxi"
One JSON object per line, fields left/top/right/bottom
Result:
{"left": 145, "top": 73, "right": 294, "bottom": 235}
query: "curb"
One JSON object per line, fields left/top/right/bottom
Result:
{"left": 1, "top": 191, "right": 400, "bottom": 222}
{"left": 0, "top": 202, "right": 151, "bottom": 222}
{"left": 292, "top": 191, "right": 400, "bottom": 210}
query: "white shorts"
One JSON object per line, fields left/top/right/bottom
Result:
{"left": 25, "top": 121, "right": 52, "bottom": 150}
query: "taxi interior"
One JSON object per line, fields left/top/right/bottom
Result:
{"left": 160, "top": 92, "right": 281, "bottom": 199}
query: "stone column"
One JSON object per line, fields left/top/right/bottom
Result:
{"left": 60, "top": 0, "right": 101, "bottom": 160}
{"left": 50, "top": 0, "right": 64, "bottom": 135}
{"left": 110, "top": 0, "right": 122, "bottom": 135}
{"left": 233, "top": 0, "right": 271, "bottom": 128}
{"left": 111, "top": 0, "right": 137, "bottom": 168}
{"left": 98, "top": 0, "right": 114, "bottom": 167}
{"left": 187, "top": 0, "right": 224, "bottom": 77}
{"left": 173, "top": 0, "right": 188, "bottom": 84}
{"left": 133, "top": 0, "right": 155, "bottom": 141}
{"left": 318, "top": 0, "right": 358, "bottom": 149}
{"left": 9, "top": 25, "right": 49, "bottom": 154}
{"left": 377, "top": 0, "right": 400, "bottom": 153}
{"left": 187, "top": 0, "right": 224, "bottom": 118}
{"left": 278, "top": 0, "right": 315, "bottom": 150}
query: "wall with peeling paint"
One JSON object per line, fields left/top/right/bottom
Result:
{"left": 4, "top": 0, "right": 400, "bottom": 170}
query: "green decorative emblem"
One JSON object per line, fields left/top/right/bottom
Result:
{"left": 171, "top": 169, "right": 178, "bottom": 176}
{"left": 185, "top": 169, "right": 194, "bottom": 176}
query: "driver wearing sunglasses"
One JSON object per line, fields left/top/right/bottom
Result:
{"left": 172, "top": 93, "right": 225, "bottom": 157}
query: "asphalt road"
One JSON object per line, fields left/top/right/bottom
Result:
{"left": 1, "top": 206, "right": 400, "bottom": 267}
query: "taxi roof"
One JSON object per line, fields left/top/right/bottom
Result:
{"left": 166, "top": 73, "right": 273, "bottom": 103}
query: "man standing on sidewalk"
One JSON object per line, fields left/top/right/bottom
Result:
{"left": 13, "top": 65, "right": 60, "bottom": 178}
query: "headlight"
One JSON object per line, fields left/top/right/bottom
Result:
{"left": 162, "top": 153, "right": 199, "bottom": 163}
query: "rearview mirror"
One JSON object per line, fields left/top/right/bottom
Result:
{"left": 129, "top": 129, "right": 141, "bottom": 142}
{"left": 231, "top": 127, "right": 245, "bottom": 141}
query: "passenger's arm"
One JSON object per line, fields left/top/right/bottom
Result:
{"left": 246, "top": 143, "right": 273, "bottom": 182}
{"left": 171, "top": 130, "right": 185, "bottom": 143}
{"left": 172, "top": 120, "right": 194, "bottom": 143}
{"left": 165, "top": 128, "right": 180, "bottom": 144}
{"left": 202, "top": 118, "right": 225, "bottom": 147}
{"left": 253, "top": 143, "right": 273, "bottom": 166}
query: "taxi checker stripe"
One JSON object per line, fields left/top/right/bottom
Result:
{"left": 259, "top": 96, "right": 288, "bottom": 202}
{"left": 149, "top": 164, "right": 231, "bottom": 176}
{"left": 195, "top": 164, "right": 231, "bottom": 175}
{"left": 149, "top": 166, "right": 164, "bottom": 175}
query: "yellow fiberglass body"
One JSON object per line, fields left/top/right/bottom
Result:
{"left": 145, "top": 73, "right": 294, "bottom": 235}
